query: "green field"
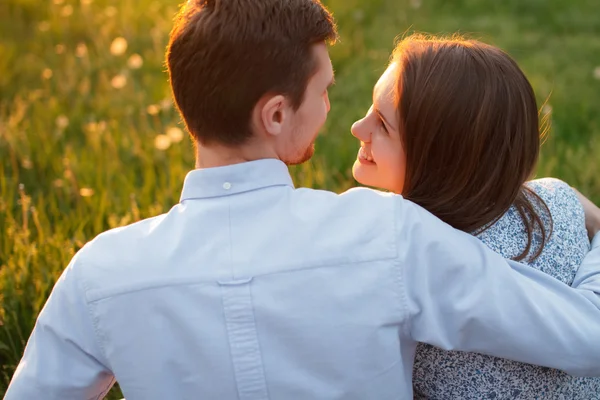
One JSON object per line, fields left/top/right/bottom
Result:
{"left": 1, "top": 0, "right": 599, "bottom": 397}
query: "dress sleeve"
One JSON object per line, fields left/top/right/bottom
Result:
{"left": 526, "top": 177, "right": 589, "bottom": 251}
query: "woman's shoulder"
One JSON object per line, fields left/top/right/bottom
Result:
{"left": 524, "top": 178, "right": 587, "bottom": 236}
{"left": 524, "top": 178, "right": 581, "bottom": 210}
{"left": 477, "top": 177, "right": 588, "bottom": 284}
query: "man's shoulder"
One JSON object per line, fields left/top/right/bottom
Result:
{"left": 297, "top": 185, "right": 394, "bottom": 199}
{"left": 233, "top": 186, "right": 405, "bottom": 273}
{"left": 80, "top": 213, "right": 167, "bottom": 259}
{"left": 292, "top": 186, "right": 397, "bottom": 214}
{"left": 289, "top": 185, "right": 438, "bottom": 236}
{"left": 72, "top": 212, "right": 172, "bottom": 289}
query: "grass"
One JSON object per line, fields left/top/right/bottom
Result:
{"left": 1, "top": 0, "right": 599, "bottom": 397}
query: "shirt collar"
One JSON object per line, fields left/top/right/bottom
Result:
{"left": 180, "top": 159, "right": 295, "bottom": 201}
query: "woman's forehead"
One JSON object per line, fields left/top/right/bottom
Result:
{"left": 373, "top": 63, "right": 399, "bottom": 126}
{"left": 374, "top": 64, "right": 398, "bottom": 102}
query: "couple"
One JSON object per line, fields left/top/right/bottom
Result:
{"left": 6, "top": 0, "right": 600, "bottom": 399}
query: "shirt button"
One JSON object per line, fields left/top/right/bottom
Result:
{"left": 223, "top": 182, "right": 232, "bottom": 190}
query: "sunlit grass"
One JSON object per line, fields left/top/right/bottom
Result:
{"left": 1, "top": 0, "right": 599, "bottom": 397}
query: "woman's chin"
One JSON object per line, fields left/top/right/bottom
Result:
{"left": 353, "top": 161, "right": 400, "bottom": 193}
{"left": 352, "top": 159, "right": 376, "bottom": 186}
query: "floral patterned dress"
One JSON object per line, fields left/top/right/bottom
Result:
{"left": 413, "top": 178, "right": 600, "bottom": 400}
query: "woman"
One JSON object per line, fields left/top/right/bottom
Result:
{"left": 351, "top": 34, "right": 600, "bottom": 399}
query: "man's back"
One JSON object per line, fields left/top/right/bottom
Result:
{"left": 77, "top": 160, "right": 409, "bottom": 399}
{"left": 7, "top": 160, "right": 600, "bottom": 400}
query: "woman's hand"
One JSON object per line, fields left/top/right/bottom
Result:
{"left": 573, "top": 188, "right": 600, "bottom": 241}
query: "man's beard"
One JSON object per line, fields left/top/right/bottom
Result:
{"left": 284, "top": 142, "right": 315, "bottom": 166}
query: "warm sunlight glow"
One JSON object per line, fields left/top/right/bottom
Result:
{"left": 38, "top": 21, "right": 50, "bottom": 32}
{"left": 79, "top": 188, "right": 95, "bottom": 197}
{"left": 410, "top": 0, "right": 422, "bottom": 9}
{"left": 104, "top": 6, "right": 117, "bottom": 17}
{"left": 160, "top": 98, "right": 173, "bottom": 110}
{"left": 111, "top": 74, "right": 127, "bottom": 89}
{"left": 147, "top": 105, "right": 160, "bottom": 115}
{"left": 110, "top": 37, "right": 128, "bottom": 56}
{"left": 61, "top": 5, "right": 74, "bottom": 17}
{"left": 127, "top": 54, "right": 144, "bottom": 69}
{"left": 41, "top": 69, "right": 53, "bottom": 80}
{"left": 166, "top": 127, "right": 184, "bottom": 143}
{"left": 55, "top": 115, "right": 69, "bottom": 130}
{"left": 22, "top": 159, "right": 33, "bottom": 170}
{"left": 154, "top": 134, "right": 172, "bottom": 150}
{"left": 76, "top": 43, "right": 88, "bottom": 58}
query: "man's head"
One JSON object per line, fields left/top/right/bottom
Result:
{"left": 167, "top": 0, "right": 337, "bottom": 165}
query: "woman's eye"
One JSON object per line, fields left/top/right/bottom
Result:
{"left": 380, "top": 119, "right": 389, "bottom": 133}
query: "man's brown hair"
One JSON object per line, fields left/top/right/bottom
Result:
{"left": 393, "top": 35, "right": 552, "bottom": 261}
{"left": 167, "top": 0, "right": 337, "bottom": 146}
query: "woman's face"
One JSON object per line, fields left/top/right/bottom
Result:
{"left": 351, "top": 63, "right": 406, "bottom": 194}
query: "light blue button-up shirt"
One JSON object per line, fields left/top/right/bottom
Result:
{"left": 6, "top": 159, "right": 600, "bottom": 400}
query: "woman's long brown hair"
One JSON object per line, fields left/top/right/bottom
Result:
{"left": 393, "top": 35, "right": 552, "bottom": 262}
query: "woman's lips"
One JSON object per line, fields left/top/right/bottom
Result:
{"left": 358, "top": 146, "right": 376, "bottom": 165}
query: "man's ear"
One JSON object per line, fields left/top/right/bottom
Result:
{"left": 254, "top": 94, "right": 288, "bottom": 137}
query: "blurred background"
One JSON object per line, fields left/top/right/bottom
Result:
{"left": 1, "top": 0, "right": 599, "bottom": 397}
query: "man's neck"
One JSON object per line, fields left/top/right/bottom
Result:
{"left": 195, "top": 141, "right": 279, "bottom": 169}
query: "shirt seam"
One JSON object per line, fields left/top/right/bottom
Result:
{"left": 249, "top": 284, "right": 271, "bottom": 399}
{"left": 76, "top": 259, "right": 112, "bottom": 369}
{"left": 180, "top": 183, "right": 294, "bottom": 202}
{"left": 393, "top": 199, "right": 411, "bottom": 338}
{"left": 84, "top": 253, "right": 397, "bottom": 303}
{"left": 228, "top": 197, "right": 234, "bottom": 280}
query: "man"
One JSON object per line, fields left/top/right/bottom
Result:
{"left": 6, "top": 0, "right": 600, "bottom": 399}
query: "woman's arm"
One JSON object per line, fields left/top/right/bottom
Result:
{"left": 573, "top": 188, "right": 600, "bottom": 240}
{"left": 573, "top": 187, "right": 600, "bottom": 291}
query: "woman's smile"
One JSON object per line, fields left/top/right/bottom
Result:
{"left": 358, "top": 144, "right": 375, "bottom": 164}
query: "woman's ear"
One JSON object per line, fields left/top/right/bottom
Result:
{"left": 255, "top": 94, "right": 288, "bottom": 137}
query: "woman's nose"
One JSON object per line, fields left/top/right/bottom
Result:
{"left": 351, "top": 118, "right": 371, "bottom": 142}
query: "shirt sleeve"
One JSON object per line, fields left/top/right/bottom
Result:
{"left": 4, "top": 252, "right": 115, "bottom": 399}
{"left": 397, "top": 199, "right": 600, "bottom": 377}
{"left": 572, "top": 232, "right": 600, "bottom": 294}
